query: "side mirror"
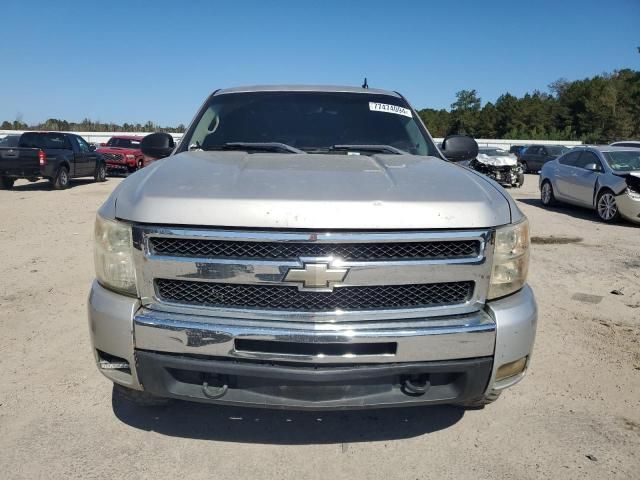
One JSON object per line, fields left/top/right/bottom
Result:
{"left": 141, "top": 132, "right": 175, "bottom": 160}
{"left": 89, "top": 144, "right": 96, "bottom": 152}
{"left": 584, "top": 163, "right": 600, "bottom": 172}
{"left": 441, "top": 135, "right": 479, "bottom": 162}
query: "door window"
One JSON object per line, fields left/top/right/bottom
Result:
{"left": 75, "top": 136, "right": 91, "bottom": 153}
{"left": 575, "top": 151, "right": 602, "bottom": 171}
{"left": 559, "top": 151, "right": 581, "bottom": 166}
{"left": 526, "top": 146, "right": 540, "bottom": 155}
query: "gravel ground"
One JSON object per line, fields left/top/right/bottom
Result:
{"left": 0, "top": 174, "right": 638, "bottom": 479}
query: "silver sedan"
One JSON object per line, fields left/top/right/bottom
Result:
{"left": 539, "top": 146, "right": 640, "bottom": 224}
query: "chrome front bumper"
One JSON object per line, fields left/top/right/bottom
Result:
{"left": 133, "top": 309, "right": 496, "bottom": 364}
{"left": 88, "top": 281, "right": 536, "bottom": 405}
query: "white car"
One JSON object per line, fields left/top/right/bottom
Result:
{"left": 469, "top": 148, "right": 524, "bottom": 187}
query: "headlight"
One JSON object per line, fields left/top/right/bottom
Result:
{"left": 94, "top": 214, "right": 137, "bottom": 296}
{"left": 488, "top": 219, "right": 530, "bottom": 299}
{"left": 626, "top": 187, "right": 640, "bottom": 201}
{"left": 126, "top": 154, "right": 135, "bottom": 160}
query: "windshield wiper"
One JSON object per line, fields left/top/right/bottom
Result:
{"left": 329, "top": 144, "right": 409, "bottom": 155}
{"left": 205, "top": 142, "right": 304, "bottom": 154}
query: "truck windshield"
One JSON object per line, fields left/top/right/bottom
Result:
{"left": 183, "top": 91, "right": 436, "bottom": 156}
{"left": 107, "top": 138, "right": 141, "bottom": 149}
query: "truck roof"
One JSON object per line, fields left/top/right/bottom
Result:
{"left": 110, "top": 135, "right": 144, "bottom": 140}
{"left": 215, "top": 85, "right": 401, "bottom": 97}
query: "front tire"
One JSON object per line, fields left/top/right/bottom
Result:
{"left": 112, "top": 383, "right": 171, "bottom": 407}
{"left": 52, "top": 166, "right": 70, "bottom": 190}
{"left": 94, "top": 163, "right": 107, "bottom": 182}
{"left": 0, "top": 176, "right": 15, "bottom": 190}
{"left": 540, "top": 180, "right": 556, "bottom": 206}
{"left": 596, "top": 190, "right": 620, "bottom": 223}
{"left": 137, "top": 159, "right": 144, "bottom": 170}
{"left": 520, "top": 161, "right": 528, "bottom": 174}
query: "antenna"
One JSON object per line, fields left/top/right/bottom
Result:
{"left": 362, "top": 77, "right": 368, "bottom": 89}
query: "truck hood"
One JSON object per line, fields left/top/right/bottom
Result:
{"left": 97, "top": 147, "right": 140, "bottom": 154}
{"left": 111, "top": 151, "right": 513, "bottom": 229}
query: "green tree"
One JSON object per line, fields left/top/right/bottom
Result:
{"left": 417, "top": 108, "right": 451, "bottom": 137}
{"left": 449, "top": 89, "right": 481, "bottom": 135}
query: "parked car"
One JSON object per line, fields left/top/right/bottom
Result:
{"left": 89, "top": 85, "right": 536, "bottom": 410}
{"left": 97, "top": 135, "right": 145, "bottom": 174}
{"left": 0, "top": 134, "right": 20, "bottom": 147}
{"left": 610, "top": 141, "right": 640, "bottom": 148}
{"left": 519, "top": 145, "right": 569, "bottom": 173}
{"left": 469, "top": 147, "right": 524, "bottom": 187}
{"left": 539, "top": 146, "right": 640, "bottom": 224}
{"left": 0, "top": 132, "right": 106, "bottom": 190}
{"left": 509, "top": 145, "right": 527, "bottom": 158}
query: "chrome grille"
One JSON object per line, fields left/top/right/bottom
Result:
{"left": 149, "top": 237, "right": 481, "bottom": 261}
{"left": 102, "top": 153, "right": 124, "bottom": 162}
{"left": 155, "top": 279, "right": 474, "bottom": 312}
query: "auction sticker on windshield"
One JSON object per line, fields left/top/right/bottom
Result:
{"left": 369, "top": 102, "right": 413, "bottom": 118}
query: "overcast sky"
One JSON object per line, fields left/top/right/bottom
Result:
{"left": 1, "top": 0, "right": 638, "bottom": 126}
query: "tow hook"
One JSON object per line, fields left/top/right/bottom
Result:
{"left": 202, "top": 378, "right": 229, "bottom": 399}
{"left": 402, "top": 375, "right": 431, "bottom": 396}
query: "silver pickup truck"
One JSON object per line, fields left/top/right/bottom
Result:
{"left": 88, "top": 85, "right": 536, "bottom": 409}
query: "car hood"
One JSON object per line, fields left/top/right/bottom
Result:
{"left": 110, "top": 151, "right": 513, "bottom": 229}
{"left": 476, "top": 154, "right": 518, "bottom": 167}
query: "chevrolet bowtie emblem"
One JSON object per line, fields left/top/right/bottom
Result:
{"left": 283, "top": 263, "right": 348, "bottom": 291}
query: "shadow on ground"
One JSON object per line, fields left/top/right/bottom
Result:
{"left": 10, "top": 178, "right": 102, "bottom": 191}
{"left": 112, "top": 391, "right": 465, "bottom": 444}
{"left": 517, "top": 198, "right": 640, "bottom": 228}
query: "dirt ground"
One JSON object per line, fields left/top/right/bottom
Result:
{"left": 0, "top": 174, "right": 638, "bottom": 480}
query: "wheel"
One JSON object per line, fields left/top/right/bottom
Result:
{"left": 137, "top": 159, "right": 144, "bottom": 170}
{"left": 517, "top": 172, "right": 525, "bottom": 187}
{"left": 51, "top": 166, "right": 70, "bottom": 190}
{"left": 540, "top": 180, "right": 556, "bottom": 206}
{"left": 0, "top": 176, "right": 15, "bottom": 190}
{"left": 94, "top": 163, "right": 107, "bottom": 182}
{"left": 596, "top": 190, "right": 620, "bottom": 223}
{"left": 459, "top": 389, "right": 502, "bottom": 409}
{"left": 520, "top": 161, "right": 528, "bottom": 173}
{"left": 112, "top": 383, "right": 171, "bottom": 407}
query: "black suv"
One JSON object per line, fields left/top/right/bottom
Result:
{"left": 518, "top": 145, "right": 569, "bottom": 173}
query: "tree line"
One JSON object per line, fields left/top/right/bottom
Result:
{"left": 418, "top": 69, "right": 640, "bottom": 143}
{"left": 0, "top": 118, "right": 186, "bottom": 134}
{"left": 2, "top": 69, "right": 639, "bottom": 142}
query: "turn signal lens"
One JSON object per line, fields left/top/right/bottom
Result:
{"left": 496, "top": 357, "right": 528, "bottom": 381}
